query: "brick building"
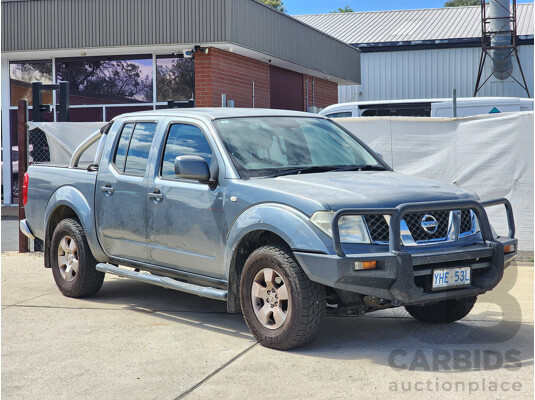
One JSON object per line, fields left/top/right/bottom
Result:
{"left": 1, "top": 0, "right": 360, "bottom": 204}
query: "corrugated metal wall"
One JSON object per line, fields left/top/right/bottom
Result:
{"left": 2, "top": 0, "right": 229, "bottom": 51}
{"left": 2, "top": 0, "right": 361, "bottom": 84}
{"left": 229, "top": 0, "right": 360, "bottom": 84}
{"left": 339, "top": 45, "right": 534, "bottom": 102}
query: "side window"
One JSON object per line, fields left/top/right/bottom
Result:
{"left": 113, "top": 122, "right": 157, "bottom": 176}
{"left": 124, "top": 123, "right": 157, "bottom": 175}
{"left": 326, "top": 111, "right": 352, "bottom": 118}
{"left": 161, "top": 124, "right": 212, "bottom": 180}
{"left": 113, "top": 123, "right": 135, "bottom": 171}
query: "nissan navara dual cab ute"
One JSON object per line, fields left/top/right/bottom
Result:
{"left": 20, "top": 108, "right": 517, "bottom": 350}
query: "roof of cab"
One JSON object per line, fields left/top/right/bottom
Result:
{"left": 115, "top": 108, "right": 323, "bottom": 121}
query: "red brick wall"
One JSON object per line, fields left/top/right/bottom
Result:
{"left": 195, "top": 47, "right": 270, "bottom": 108}
{"left": 303, "top": 75, "right": 338, "bottom": 111}
{"left": 195, "top": 47, "right": 338, "bottom": 110}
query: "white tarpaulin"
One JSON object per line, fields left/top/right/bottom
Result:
{"left": 336, "top": 112, "right": 534, "bottom": 251}
{"left": 27, "top": 122, "right": 106, "bottom": 164}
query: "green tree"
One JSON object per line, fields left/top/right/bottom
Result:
{"left": 330, "top": 6, "right": 355, "bottom": 13}
{"left": 445, "top": 0, "right": 480, "bottom": 7}
{"left": 258, "top": 0, "right": 286, "bottom": 13}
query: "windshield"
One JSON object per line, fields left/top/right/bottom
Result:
{"left": 213, "top": 117, "right": 382, "bottom": 178}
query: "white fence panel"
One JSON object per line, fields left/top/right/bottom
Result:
{"left": 337, "top": 111, "right": 533, "bottom": 251}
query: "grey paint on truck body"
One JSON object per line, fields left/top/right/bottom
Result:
{"left": 23, "top": 108, "right": 516, "bottom": 309}
{"left": 25, "top": 107, "right": 478, "bottom": 271}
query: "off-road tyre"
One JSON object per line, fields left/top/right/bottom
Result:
{"left": 240, "top": 244, "right": 326, "bottom": 350}
{"left": 50, "top": 218, "right": 104, "bottom": 297}
{"left": 405, "top": 296, "right": 477, "bottom": 323}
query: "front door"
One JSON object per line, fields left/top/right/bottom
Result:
{"left": 95, "top": 120, "right": 158, "bottom": 262}
{"left": 146, "top": 120, "right": 225, "bottom": 278}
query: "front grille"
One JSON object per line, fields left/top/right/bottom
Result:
{"left": 364, "top": 210, "right": 476, "bottom": 245}
{"left": 364, "top": 215, "right": 390, "bottom": 242}
{"left": 403, "top": 211, "right": 450, "bottom": 241}
{"left": 460, "top": 210, "right": 473, "bottom": 234}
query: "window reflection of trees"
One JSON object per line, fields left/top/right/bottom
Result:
{"left": 9, "top": 62, "right": 53, "bottom": 106}
{"left": 10, "top": 56, "right": 195, "bottom": 107}
{"left": 156, "top": 57, "right": 195, "bottom": 102}
{"left": 124, "top": 123, "right": 157, "bottom": 176}
{"left": 161, "top": 124, "right": 212, "bottom": 180}
{"left": 56, "top": 58, "right": 153, "bottom": 104}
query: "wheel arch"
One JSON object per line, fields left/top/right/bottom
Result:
{"left": 44, "top": 186, "right": 107, "bottom": 267}
{"left": 224, "top": 203, "right": 330, "bottom": 313}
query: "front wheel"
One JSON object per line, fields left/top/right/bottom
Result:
{"left": 50, "top": 218, "right": 104, "bottom": 297}
{"left": 240, "top": 245, "right": 326, "bottom": 350}
{"left": 405, "top": 296, "right": 477, "bottom": 323}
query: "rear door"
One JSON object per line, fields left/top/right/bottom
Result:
{"left": 145, "top": 118, "right": 225, "bottom": 278}
{"left": 95, "top": 119, "right": 159, "bottom": 262}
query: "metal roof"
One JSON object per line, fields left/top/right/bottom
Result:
{"left": 294, "top": 3, "right": 534, "bottom": 46}
{"left": 1, "top": 0, "right": 361, "bottom": 83}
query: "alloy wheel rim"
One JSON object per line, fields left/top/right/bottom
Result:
{"left": 251, "top": 268, "right": 290, "bottom": 330}
{"left": 57, "top": 235, "right": 79, "bottom": 282}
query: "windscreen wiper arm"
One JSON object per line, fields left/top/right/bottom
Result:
{"left": 264, "top": 166, "right": 335, "bottom": 178}
{"left": 331, "top": 164, "right": 387, "bottom": 172}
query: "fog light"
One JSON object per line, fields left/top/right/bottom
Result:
{"left": 504, "top": 244, "right": 515, "bottom": 253}
{"left": 355, "top": 261, "right": 376, "bottom": 270}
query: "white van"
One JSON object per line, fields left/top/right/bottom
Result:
{"left": 319, "top": 97, "right": 534, "bottom": 118}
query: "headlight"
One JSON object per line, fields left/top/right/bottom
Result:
{"left": 310, "top": 211, "right": 371, "bottom": 244}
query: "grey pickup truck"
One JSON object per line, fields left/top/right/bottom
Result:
{"left": 21, "top": 108, "right": 517, "bottom": 349}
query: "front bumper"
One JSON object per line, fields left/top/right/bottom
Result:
{"left": 294, "top": 198, "right": 517, "bottom": 306}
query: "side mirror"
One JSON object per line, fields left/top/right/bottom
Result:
{"left": 175, "top": 155, "right": 210, "bottom": 182}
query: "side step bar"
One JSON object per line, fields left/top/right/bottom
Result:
{"left": 96, "top": 263, "right": 227, "bottom": 301}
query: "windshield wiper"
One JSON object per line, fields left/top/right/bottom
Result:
{"left": 264, "top": 166, "right": 336, "bottom": 178}
{"left": 331, "top": 164, "right": 387, "bottom": 172}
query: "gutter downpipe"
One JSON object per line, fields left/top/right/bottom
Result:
{"left": 306, "top": 75, "right": 309, "bottom": 111}
{"left": 312, "top": 76, "right": 316, "bottom": 111}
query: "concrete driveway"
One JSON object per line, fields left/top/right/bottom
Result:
{"left": 2, "top": 251, "right": 533, "bottom": 400}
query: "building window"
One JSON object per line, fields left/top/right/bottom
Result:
{"left": 10, "top": 61, "right": 53, "bottom": 106}
{"left": 156, "top": 56, "right": 195, "bottom": 102}
{"left": 55, "top": 56, "right": 154, "bottom": 105}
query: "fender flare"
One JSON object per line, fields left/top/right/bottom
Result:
{"left": 44, "top": 185, "right": 108, "bottom": 264}
{"left": 224, "top": 203, "right": 330, "bottom": 312}
{"left": 224, "top": 203, "right": 330, "bottom": 277}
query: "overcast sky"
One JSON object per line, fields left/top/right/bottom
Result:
{"left": 286, "top": 0, "right": 533, "bottom": 15}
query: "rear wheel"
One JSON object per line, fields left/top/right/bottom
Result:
{"left": 50, "top": 218, "right": 104, "bottom": 297}
{"left": 405, "top": 296, "right": 477, "bottom": 323}
{"left": 240, "top": 244, "right": 326, "bottom": 350}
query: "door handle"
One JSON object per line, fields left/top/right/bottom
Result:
{"left": 148, "top": 190, "right": 164, "bottom": 202}
{"left": 100, "top": 184, "right": 114, "bottom": 195}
